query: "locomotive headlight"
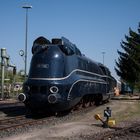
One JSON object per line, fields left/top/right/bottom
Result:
{"left": 18, "top": 93, "right": 27, "bottom": 102}
{"left": 50, "top": 86, "right": 59, "bottom": 94}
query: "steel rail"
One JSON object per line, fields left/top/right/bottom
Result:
{"left": 0, "top": 115, "right": 46, "bottom": 131}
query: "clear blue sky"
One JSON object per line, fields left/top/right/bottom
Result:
{"left": 0, "top": 0, "right": 140, "bottom": 80}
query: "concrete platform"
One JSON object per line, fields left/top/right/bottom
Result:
{"left": 111, "top": 95, "right": 140, "bottom": 100}
{"left": 0, "top": 98, "right": 23, "bottom": 109}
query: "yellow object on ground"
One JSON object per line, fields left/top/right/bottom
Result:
{"left": 94, "top": 114, "right": 104, "bottom": 124}
{"left": 94, "top": 114, "right": 101, "bottom": 120}
{"left": 108, "top": 119, "right": 116, "bottom": 127}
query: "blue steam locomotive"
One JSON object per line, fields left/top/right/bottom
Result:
{"left": 18, "top": 36, "right": 116, "bottom": 113}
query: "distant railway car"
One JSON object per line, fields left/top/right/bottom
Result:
{"left": 121, "top": 82, "right": 133, "bottom": 94}
{"left": 18, "top": 36, "right": 116, "bottom": 113}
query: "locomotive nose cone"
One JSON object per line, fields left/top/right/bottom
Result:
{"left": 18, "top": 93, "right": 26, "bottom": 102}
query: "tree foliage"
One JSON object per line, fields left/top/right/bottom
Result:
{"left": 115, "top": 23, "right": 140, "bottom": 90}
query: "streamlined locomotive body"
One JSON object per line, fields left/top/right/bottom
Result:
{"left": 18, "top": 36, "right": 116, "bottom": 113}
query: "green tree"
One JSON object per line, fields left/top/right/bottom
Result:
{"left": 115, "top": 23, "right": 140, "bottom": 91}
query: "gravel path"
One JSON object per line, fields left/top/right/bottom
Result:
{"left": 1, "top": 100, "right": 140, "bottom": 140}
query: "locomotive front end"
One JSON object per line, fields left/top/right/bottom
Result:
{"left": 18, "top": 37, "right": 71, "bottom": 112}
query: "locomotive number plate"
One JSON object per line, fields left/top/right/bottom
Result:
{"left": 37, "top": 64, "right": 49, "bottom": 68}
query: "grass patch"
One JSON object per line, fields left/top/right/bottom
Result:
{"left": 115, "top": 101, "right": 140, "bottom": 122}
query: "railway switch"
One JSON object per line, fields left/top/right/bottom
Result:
{"left": 94, "top": 107, "right": 115, "bottom": 128}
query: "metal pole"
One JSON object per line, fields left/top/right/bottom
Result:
{"left": 1, "top": 48, "right": 6, "bottom": 100}
{"left": 25, "top": 8, "right": 28, "bottom": 80}
{"left": 22, "top": 5, "right": 32, "bottom": 80}
{"left": 1, "top": 58, "right": 5, "bottom": 99}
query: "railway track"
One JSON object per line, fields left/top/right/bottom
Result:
{"left": 0, "top": 99, "right": 99, "bottom": 132}
{"left": 0, "top": 98, "right": 109, "bottom": 140}
{"left": 0, "top": 115, "right": 49, "bottom": 131}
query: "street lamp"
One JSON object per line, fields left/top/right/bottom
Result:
{"left": 102, "top": 52, "right": 105, "bottom": 65}
{"left": 22, "top": 4, "right": 32, "bottom": 80}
